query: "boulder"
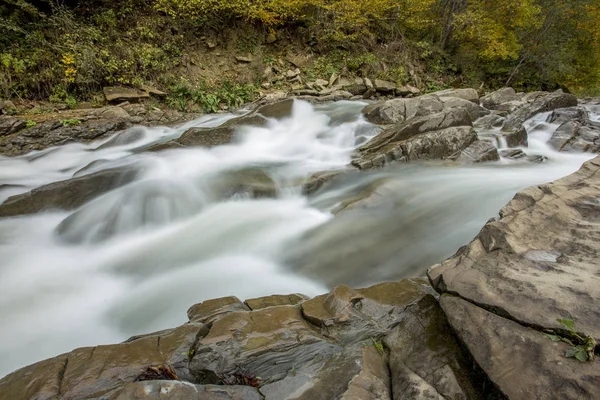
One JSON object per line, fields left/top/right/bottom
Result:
{"left": 428, "top": 156, "right": 600, "bottom": 398}
{"left": 0, "top": 118, "right": 132, "bottom": 157}
{"left": 480, "top": 87, "right": 521, "bottom": 109}
{"left": 499, "top": 148, "right": 527, "bottom": 159}
{"left": 343, "top": 78, "right": 368, "bottom": 96}
{"left": 188, "top": 296, "right": 250, "bottom": 324}
{"left": 434, "top": 88, "right": 480, "bottom": 104}
{"left": 0, "top": 117, "right": 26, "bottom": 136}
{"left": 103, "top": 86, "right": 150, "bottom": 103}
{"left": 502, "top": 91, "right": 578, "bottom": 132}
{"left": 502, "top": 125, "right": 528, "bottom": 148}
{"left": 440, "top": 295, "right": 600, "bottom": 400}
{"left": 474, "top": 113, "right": 504, "bottom": 129}
{"left": 357, "top": 108, "right": 473, "bottom": 161}
{"left": 362, "top": 96, "right": 444, "bottom": 125}
{"left": 547, "top": 106, "right": 589, "bottom": 124}
{"left": 177, "top": 114, "right": 268, "bottom": 148}
{"left": 440, "top": 96, "right": 489, "bottom": 121}
{"left": 0, "top": 166, "right": 138, "bottom": 217}
{"left": 374, "top": 79, "right": 397, "bottom": 94}
{"left": 352, "top": 126, "right": 478, "bottom": 170}
{"left": 449, "top": 140, "right": 499, "bottom": 163}
{"left": 396, "top": 85, "right": 421, "bottom": 97}
{"left": 547, "top": 120, "right": 600, "bottom": 153}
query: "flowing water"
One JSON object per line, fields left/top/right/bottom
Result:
{"left": 0, "top": 100, "right": 596, "bottom": 377}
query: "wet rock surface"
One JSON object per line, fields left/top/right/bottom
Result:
{"left": 428, "top": 156, "right": 600, "bottom": 399}
{"left": 0, "top": 105, "right": 199, "bottom": 157}
{"left": 0, "top": 165, "right": 139, "bottom": 217}
{"left": 0, "top": 279, "right": 497, "bottom": 400}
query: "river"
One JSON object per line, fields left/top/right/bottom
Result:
{"left": 0, "top": 99, "right": 596, "bottom": 376}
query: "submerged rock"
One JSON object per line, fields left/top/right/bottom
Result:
{"left": 0, "top": 166, "right": 138, "bottom": 217}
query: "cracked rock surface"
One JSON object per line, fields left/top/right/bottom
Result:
{"left": 428, "top": 156, "right": 600, "bottom": 399}
{"left": 0, "top": 279, "right": 496, "bottom": 400}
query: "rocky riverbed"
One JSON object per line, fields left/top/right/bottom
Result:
{"left": 0, "top": 88, "right": 599, "bottom": 399}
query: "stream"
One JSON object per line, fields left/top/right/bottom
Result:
{"left": 0, "top": 99, "right": 596, "bottom": 377}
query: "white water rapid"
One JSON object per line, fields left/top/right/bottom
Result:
{"left": 0, "top": 100, "right": 596, "bottom": 377}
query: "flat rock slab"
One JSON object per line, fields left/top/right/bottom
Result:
{"left": 441, "top": 295, "right": 600, "bottom": 400}
{"left": 428, "top": 156, "right": 600, "bottom": 398}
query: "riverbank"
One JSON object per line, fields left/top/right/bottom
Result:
{"left": 0, "top": 88, "right": 599, "bottom": 398}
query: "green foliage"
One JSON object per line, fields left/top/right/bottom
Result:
{"left": 370, "top": 338, "right": 385, "bottom": 355}
{"left": 167, "top": 79, "right": 258, "bottom": 113}
{"left": 544, "top": 319, "right": 597, "bottom": 362}
{"left": 25, "top": 120, "right": 36, "bottom": 128}
{"left": 60, "top": 119, "right": 81, "bottom": 127}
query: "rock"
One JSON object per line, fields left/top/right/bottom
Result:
{"left": 235, "top": 55, "right": 253, "bottom": 63}
{"left": 440, "top": 295, "right": 600, "bottom": 400}
{"left": 188, "top": 296, "right": 250, "bottom": 324}
{"left": 434, "top": 88, "right": 480, "bottom": 104}
{"left": 474, "top": 114, "right": 504, "bottom": 129}
{"left": 122, "top": 103, "right": 147, "bottom": 117}
{"left": 206, "top": 40, "right": 217, "bottom": 49}
{"left": 0, "top": 277, "right": 496, "bottom": 400}
{"left": 0, "top": 99, "right": 17, "bottom": 114}
{"left": 352, "top": 126, "right": 478, "bottom": 170}
{"left": 115, "top": 381, "right": 262, "bottom": 400}
{"left": 547, "top": 120, "right": 600, "bottom": 153}
{"left": 449, "top": 140, "right": 499, "bottom": 163}
{"left": 502, "top": 125, "right": 528, "bottom": 148}
{"left": 480, "top": 87, "right": 521, "bottom": 109}
{"left": 301, "top": 280, "right": 434, "bottom": 344}
{"left": 361, "top": 96, "right": 444, "bottom": 125}
{"left": 343, "top": 78, "right": 368, "bottom": 96}
{"left": 0, "top": 166, "right": 139, "bottom": 217}
{"left": 547, "top": 106, "right": 589, "bottom": 124}
{"left": 138, "top": 84, "right": 167, "bottom": 97}
{"left": 428, "top": 155, "right": 600, "bottom": 351}
{"left": 266, "top": 31, "right": 277, "bottom": 44}
{"left": 245, "top": 294, "right": 308, "bottom": 310}
{"left": 177, "top": 114, "right": 268, "bottom": 148}
{"left": 374, "top": 79, "right": 397, "bottom": 94}
{"left": 499, "top": 148, "right": 527, "bottom": 159}
{"left": 302, "top": 168, "right": 351, "bottom": 195}
{"left": 494, "top": 99, "right": 526, "bottom": 114}
{"left": 286, "top": 69, "right": 300, "bottom": 79}
{"left": 103, "top": 86, "right": 150, "bottom": 103}
{"left": 440, "top": 97, "right": 489, "bottom": 121}
{"left": 0, "top": 117, "right": 26, "bottom": 136}
{"left": 255, "top": 98, "right": 295, "bottom": 119}
{"left": 98, "top": 105, "right": 131, "bottom": 119}
{"left": 314, "top": 78, "right": 329, "bottom": 89}
{"left": 503, "top": 91, "right": 578, "bottom": 131}
{"left": 328, "top": 73, "right": 339, "bottom": 88}
{"left": 396, "top": 85, "right": 421, "bottom": 97}
{"left": 385, "top": 295, "right": 491, "bottom": 400}
{"left": 357, "top": 108, "right": 473, "bottom": 160}
{"left": 0, "top": 323, "right": 208, "bottom": 399}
